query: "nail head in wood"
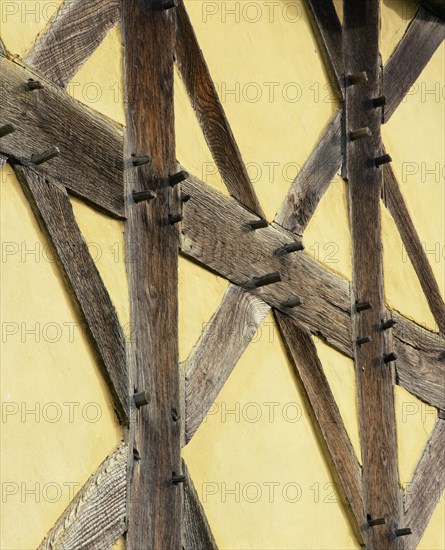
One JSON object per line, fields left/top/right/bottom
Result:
{"left": 395, "top": 528, "right": 412, "bottom": 537}
{"left": 372, "top": 96, "right": 387, "bottom": 108}
{"left": 381, "top": 318, "right": 396, "bottom": 330}
{"left": 383, "top": 352, "right": 398, "bottom": 364}
{"left": 31, "top": 146, "right": 60, "bottom": 165}
{"left": 134, "top": 390, "right": 150, "bottom": 408}
{"left": 133, "top": 190, "right": 157, "bottom": 203}
{"left": 252, "top": 271, "right": 282, "bottom": 288}
{"left": 356, "top": 301, "right": 372, "bottom": 312}
{"left": 0, "top": 123, "right": 14, "bottom": 138}
{"left": 168, "top": 170, "right": 188, "bottom": 187}
{"left": 348, "top": 72, "right": 368, "bottom": 85}
{"left": 131, "top": 154, "right": 151, "bottom": 167}
{"left": 368, "top": 517, "right": 386, "bottom": 527}
{"left": 26, "top": 79, "right": 44, "bottom": 90}
{"left": 357, "top": 336, "right": 372, "bottom": 346}
{"left": 350, "top": 127, "right": 372, "bottom": 141}
{"left": 168, "top": 213, "right": 182, "bottom": 225}
{"left": 282, "top": 297, "right": 303, "bottom": 308}
{"left": 248, "top": 219, "right": 268, "bottom": 230}
{"left": 280, "top": 241, "right": 305, "bottom": 254}
{"left": 375, "top": 154, "right": 392, "bottom": 167}
{"left": 172, "top": 473, "right": 186, "bottom": 485}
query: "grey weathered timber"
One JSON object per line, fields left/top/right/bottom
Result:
{"left": 122, "top": 1, "right": 181, "bottom": 548}
{"left": 175, "top": 1, "right": 265, "bottom": 218}
{"left": 404, "top": 420, "right": 445, "bottom": 550}
{"left": 0, "top": 37, "right": 7, "bottom": 56}
{"left": 275, "top": 313, "right": 366, "bottom": 544}
{"left": 24, "top": 0, "right": 120, "bottom": 88}
{"left": 344, "top": 3, "right": 402, "bottom": 547}
{"left": 306, "top": 0, "right": 344, "bottom": 98}
{"left": 383, "top": 6, "right": 445, "bottom": 121}
{"left": 0, "top": 56, "right": 124, "bottom": 217}
{"left": 383, "top": 164, "right": 445, "bottom": 334}
{"left": 185, "top": 284, "right": 270, "bottom": 442}
{"left": 39, "top": 443, "right": 127, "bottom": 550}
{"left": 182, "top": 460, "right": 218, "bottom": 550}
{"left": 13, "top": 165, "right": 129, "bottom": 424}
{"left": 274, "top": 109, "right": 342, "bottom": 235}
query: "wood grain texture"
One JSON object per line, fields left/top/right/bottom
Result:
{"left": 344, "top": 3, "right": 402, "bottom": 547}
{"left": 383, "top": 6, "right": 445, "bottom": 121}
{"left": 0, "top": 154, "right": 7, "bottom": 168}
{"left": 39, "top": 443, "right": 127, "bottom": 550}
{"left": 122, "top": 1, "right": 181, "bottom": 548}
{"left": 274, "top": 109, "right": 342, "bottom": 235}
{"left": 403, "top": 420, "right": 445, "bottom": 550}
{"left": 181, "top": 173, "right": 353, "bottom": 356}
{"left": 185, "top": 284, "right": 270, "bottom": 442}
{"left": 0, "top": 56, "right": 124, "bottom": 217}
{"left": 306, "top": 0, "right": 344, "bottom": 98}
{"left": 384, "top": 164, "right": 445, "bottom": 333}
{"left": 0, "top": 37, "right": 7, "bottom": 56}
{"left": 24, "top": 0, "right": 120, "bottom": 88}
{"left": 182, "top": 460, "right": 218, "bottom": 550}
{"left": 13, "top": 165, "right": 129, "bottom": 424}
{"left": 175, "top": 1, "right": 264, "bottom": 218}
{"left": 275, "top": 313, "right": 366, "bottom": 544}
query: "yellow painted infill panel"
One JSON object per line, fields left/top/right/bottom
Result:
{"left": 67, "top": 25, "right": 125, "bottom": 126}
{"left": 178, "top": 256, "right": 229, "bottom": 363}
{"left": 417, "top": 491, "right": 445, "bottom": 550}
{"left": 381, "top": 202, "right": 437, "bottom": 331}
{"left": 183, "top": 0, "right": 338, "bottom": 221}
{"left": 304, "top": 174, "right": 352, "bottom": 281}
{"left": 394, "top": 386, "right": 436, "bottom": 486}
{"left": 112, "top": 535, "right": 126, "bottom": 549}
{"left": 183, "top": 312, "right": 359, "bottom": 550}
{"left": 0, "top": 0, "right": 63, "bottom": 57}
{"left": 314, "top": 340, "right": 361, "bottom": 465}
{"left": 174, "top": 67, "right": 228, "bottom": 196}
{"left": 380, "top": 0, "right": 420, "bottom": 64}
{"left": 0, "top": 164, "right": 122, "bottom": 550}
{"left": 70, "top": 197, "right": 129, "bottom": 331}
{"left": 382, "top": 44, "right": 445, "bottom": 312}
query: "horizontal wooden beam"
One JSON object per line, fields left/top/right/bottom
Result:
{"left": 39, "top": 443, "right": 127, "bottom": 550}
{"left": 0, "top": 55, "right": 124, "bottom": 217}
{"left": 14, "top": 166, "right": 129, "bottom": 423}
{"left": 181, "top": 172, "right": 445, "bottom": 409}
{"left": 185, "top": 284, "right": 270, "bottom": 442}
{"left": 24, "top": 0, "right": 120, "bottom": 88}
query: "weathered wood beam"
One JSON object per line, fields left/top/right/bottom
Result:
{"left": 175, "top": 1, "right": 264, "bottom": 218}
{"left": 24, "top": 0, "right": 120, "bottom": 88}
{"left": 0, "top": 55, "right": 124, "bottom": 217}
{"left": 122, "top": 1, "right": 181, "bottom": 548}
{"left": 403, "top": 419, "right": 445, "bottom": 550}
{"left": 39, "top": 443, "right": 127, "bottom": 550}
{"left": 274, "top": 109, "right": 342, "bottom": 235}
{"left": 185, "top": 284, "right": 270, "bottom": 442}
{"left": 0, "top": 37, "right": 7, "bottom": 57}
{"left": 344, "top": 2, "right": 402, "bottom": 547}
{"left": 306, "top": 0, "right": 344, "bottom": 99}
{"left": 275, "top": 313, "right": 366, "bottom": 544}
{"left": 383, "top": 164, "right": 445, "bottom": 333}
{"left": 13, "top": 165, "right": 129, "bottom": 424}
{"left": 182, "top": 460, "right": 218, "bottom": 550}
{"left": 383, "top": 6, "right": 445, "bottom": 122}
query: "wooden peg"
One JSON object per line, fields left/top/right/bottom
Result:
{"left": 356, "top": 301, "right": 372, "bottom": 312}
{"left": 372, "top": 96, "right": 387, "bottom": 108}
{"left": 348, "top": 72, "right": 368, "bottom": 85}
{"left": 171, "top": 408, "right": 180, "bottom": 422}
{"left": 26, "top": 79, "right": 44, "bottom": 90}
{"left": 133, "top": 190, "right": 157, "bottom": 203}
{"left": 381, "top": 318, "right": 396, "bottom": 330}
{"left": 0, "top": 124, "right": 14, "bottom": 138}
{"left": 168, "top": 170, "right": 189, "bottom": 187}
{"left": 168, "top": 213, "right": 182, "bottom": 225}
{"left": 395, "top": 528, "right": 412, "bottom": 537}
{"left": 131, "top": 154, "right": 151, "bottom": 167}
{"left": 252, "top": 272, "right": 282, "bottom": 288}
{"left": 350, "top": 127, "right": 372, "bottom": 141}
{"left": 181, "top": 193, "right": 191, "bottom": 203}
{"left": 368, "top": 517, "right": 386, "bottom": 527}
{"left": 162, "top": 0, "right": 177, "bottom": 8}
{"left": 357, "top": 336, "right": 372, "bottom": 346}
{"left": 134, "top": 390, "right": 150, "bottom": 408}
{"left": 375, "top": 154, "right": 392, "bottom": 167}
{"left": 282, "top": 297, "right": 303, "bottom": 308}
{"left": 31, "top": 146, "right": 60, "bottom": 165}
{"left": 383, "top": 352, "right": 398, "bottom": 364}
{"left": 279, "top": 241, "right": 304, "bottom": 254}
{"left": 133, "top": 448, "right": 141, "bottom": 461}
{"left": 172, "top": 473, "right": 186, "bottom": 485}
{"left": 247, "top": 219, "right": 268, "bottom": 230}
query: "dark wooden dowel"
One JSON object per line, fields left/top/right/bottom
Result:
{"left": 181, "top": 193, "right": 191, "bottom": 203}
{"left": 383, "top": 352, "right": 398, "bottom": 364}
{"left": 134, "top": 390, "right": 150, "bottom": 408}
{"left": 282, "top": 297, "right": 303, "bottom": 308}
{"left": 132, "top": 155, "right": 152, "bottom": 167}
{"left": 31, "top": 146, "right": 60, "bottom": 165}
{"left": 372, "top": 96, "right": 387, "bottom": 108}
{"left": 357, "top": 336, "right": 372, "bottom": 346}
{"left": 0, "top": 123, "right": 14, "bottom": 138}
{"left": 252, "top": 272, "right": 282, "bottom": 288}
{"left": 168, "top": 214, "right": 182, "bottom": 225}
{"left": 279, "top": 241, "right": 305, "bottom": 254}
{"left": 350, "top": 127, "right": 372, "bottom": 141}
{"left": 162, "top": 0, "right": 177, "bottom": 9}
{"left": 348, "top": 71, "right": 368, "bottom": 85}
{"left": 172, "top": 473, "right": 187, "bottom": 485}
{"left": 247, "top": 219, "right": 269, "bottom": 230}
{"left": 168, "top": 170, "right": 189, "bottom": 187}
{"left": 368, "top": 517, "right": 386, "bottom": 527}
{"left": 355, "top": 301, "right": 372, "bottom": 312}
{"left": 133, "top": 190, "right": 157, "bottom": 203}
{"left": 395, "top": 528, "right": 412, "bottom": 537}
{"left": 26, "top": 79, "right": 44, "bottom": 90}
{"left": 381, "top": 318, "right": 396, "bottom": 330}
{"left": 375, "top": 154, "right": 392, "bottom": 167}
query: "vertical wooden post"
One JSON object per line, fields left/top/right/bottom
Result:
{"left": 122, "top": 1, "right": 182, "bottom": 548}
{"left": 343, "top": 2, "right": 403, "bottom": 548}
